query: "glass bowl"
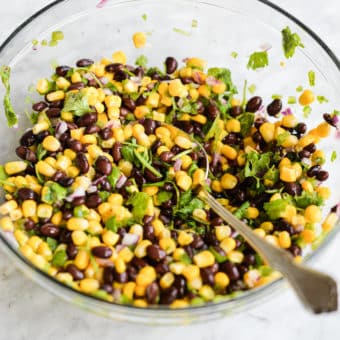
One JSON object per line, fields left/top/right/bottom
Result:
{"left": 1, "top": 0, "right": 340, "bottom": 325}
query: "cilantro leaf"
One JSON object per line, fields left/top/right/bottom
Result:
{"left": 205, "top": 116, "right": 224, "bottom": 149}
{"left": 281, "top": 26, "right": 304, "bottom": 59}
{"left": 176, "top": 190, "right": 204, "bottom": 217}
{"left": 157, "top": 190, "right": 173, "bottom": 204}
{"left": 234, "top": 201, "right": 250, "bottom": 219}
{"left": 238, "top": 112, "right": 255, "bottom": 136}
{"left": 276, "top": 131, "right": 291, "bottom": 145}
{"left": 263, "top": 198, "right": 290, "bottom": 220}
{"left": 308, "top": 70, "right": 315, "bottom": 87}
{"left": 105, "top": 216, "right": 133, "bottom": 232}
{"left": 121, "top": 144, "right": 136, "bottom": 163}
{"left": 62, "top": 91, "right": 90, "bottom": 116}
{"left": 41, "top": 182, "right": 68, "bottom": 205}
{"left": 331, "top": 150, "right": 337, "bottom": 162}
{"left": 52, "top": 249, "right": 68, "bottom": 267}
{"left": 0, "top": 65, "right": 18, "bottom": 127}
{"left": 107, "top": 167, "right": 121, "bottom": 188}
{"left": 247, "top": 51, "right": 269, "bottom": 70}
{"left": 207, "top": 67, "right": 237, "bottom": 94}
{"left": 209, "top": 246, "right": 228, "bottom": 263}
{"left": 244, "top": 151, "right": 272, "bottom": 178}
{"left": 127, "top": 192, "right": 151, "bottom": 223}
{"left": 98, "top": 191, "right": 110, "bottom": 202}
{"left": 36, "top": 143, "right": 47, "bottom": 161}
{"left": 0, "top": 165, "right": 15, "bottom": 187}
{"left": 135, "top": 55, "right": 148, "bottom": 68}
{"left": 294, "top": 191, "right": 324, "bottom": 209}
{"left": 46, "top": 237, "right": 58, "bottom": 252}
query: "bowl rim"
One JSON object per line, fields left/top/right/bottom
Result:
{"left": 0, "top": 0, "right": 340, "bottom": 315}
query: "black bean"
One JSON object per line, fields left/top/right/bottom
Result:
{"left": 143, "top": 215, "right": 154, "bottom": 225}
{"left": 143, "top": 224, "right": 155, "bottom": 241}
{"left": 32, "top": 101, "right": 48, "bottom": 112}
{"left": 86, "top": 193, "right": 102, "bottom": 208}
{"left": 76, "top": 58, "right": 94, "bottom": 67}
{"left": 147, "top": 245, "right": 166, "bottom": 262}
{"left": 17, "top": 188, "right": 37, "bottom": 201}
{"left": 323, "top": 113, "right": 338, "bottom": 127}
{"left": 45, "top": 108, "right": 61, "bottom": 118}
{"left": 66, "top": 244, "right": 78, "bottom": 259}
{"left": 99, "top": 127, "right": 113, "bottom": 140}
{"left": 49, "top": 100, "right": 64, "bottom": 109}
{"left": 122, "top": 97, "right": 136, "bottom": 112}
{"left": 95, "top": 155, "right": 112, "bottom": 175}
{"left": 133, "top": 66, "right": 144, "bottom": 78}
{"left": 154, "top": 262, "right": 169, "bottom": 275}
{"left": 275, "top": 219, "right": 294, "bottom": 235}
{"left": 210, "top": 217, "right": 224, "bottom": 227}
{"left": 66, "top": 264, "right": 84, "bottom": 280}
{"left": 67, "top": 139, "right": 83, "bottom": 152}
{"left": 237, "top": 264, "right": 249, "bottom": 276}
{"left": 243, "top": 253, "right": 256, "bottom": 266}
{"left": 75, "top": 152, "right": 90, "bottom": 174}
{"left": 220, "top": 261, "right": 240, "bottom": 280}
{"left": 113, "top": 269, "right": 128, "bottom": 283}
{"left": 201, "top": 268, "right": 215, "bottom": 285}
{"left": 15, "top": 146, "right": 37, "bottom": 163}
{"left": 130, "top": 257, "right": 147, "bottom": 270}
{"left": 111, "top": 142, "right": 122, "bottom": 163}
{"left": 204, "top": 231, "right": 219, "bottom": 246}
{"left": 165, "top": 57, "right": 178, "bottom": 74}
{"left": 78, "top": 113, "right": 97, "bottom": 127}
{"left": 160, "top": 287, "right": 178, "bottom": 305}
{"left": 62, "top": 210, "right": 73, "bottom": 221}
{"left": 58, "top": 176, "right": 74, "bottom": 187}
{"left": 24, "top": 219, "right": 35, "bottom": 231}
{"left": 72, "top": 196, "right": 85, "bottom": 206}
{"left": 40, "top": 223, "right": 60, "bottom": 238}
{"left": 92, "top": 246, "right": 113, "bottom": 259}
{"left": 114, "top": 70, "right": 128, "bottom": 81}
{"left": 146, "top": 282, "right": 159, "bottom": 304}
{"left": 207, "top": 103, "right": 219, "bottom": 120}
{"left": 229, "top": 105, "right": 243, "bottom": 117}
{"left": 160, "top": 151, "right": 175, "bottom": 163}
{"left": 289, "top": 244, "right": 302, "bottom": 257}
{"left": 100, "top": 178, "right": 112, "bottom": 192}
{"left": 20, "top": 130, "right": 36, "bottom": 147}
{"left": 317, "top": 170, "right": 329, "bottom": 181}
{"left": 105, "top": 63, "right": 123, "bottom": 73}
{"left": 191, "top": 234, "right": 205, "bottom": 249}
{"left": 101, "top": 283, "right": 113, "bottom": 294}
{"left": 144, "top": 169, "right": 161, "bottom": 182}
{"left": 55, "top": 65, "right": 71, "bottom": 77}
{"left": 254, "top": 117, "right": 267, "bottom": 129}
{"left": 304, "top": 143, "right": 316, "bottom": 153}
{"left": 284, "top": 182, "right": 302, "bottom": 196}
{"left": 181, "top": 76, "right": 192, "bottom": 84}
{"left": 246, "top": 96, "right": 262, "bottom": 113}
{"left": 69, "top": 82, "right": 85, "bottom": 91}
{"left": 299, "top": 150, "right": 311, "bottom": 159}
{"left": 267, "top": 99, "right": 282, "bottom": 116}
{"left": 127, "top": 265, "right": 138, "bottom": 281}
{"left": 120, "top": 107, "right": 130, "bottom": 117}
{"left": 295, "top": 122, "right": 307, "bottom": 134}
{"left": 84, "top": 124, "right": 100, "bottom": 135}
{"left": 103, "top": 267, "right": 114, "bottom": 284}
{"left": 307, "top": 165, "right": 321, "bottom": 177}
{"left": 143, "top": 119, "right": 157, "bottom": 135}
{"left": 173, "top": 275, "right": 186, "bottom": 298}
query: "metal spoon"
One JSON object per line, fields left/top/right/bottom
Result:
{"left": 164, "top": 123, "right": 338, "bottom": 313}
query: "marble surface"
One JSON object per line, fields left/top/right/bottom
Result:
{"left": 1, "top": 1, "right": 340, "bottom": 339}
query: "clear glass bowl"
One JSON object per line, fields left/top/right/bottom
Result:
{"left": 0, "top": 0, "right": 340, "bottom": 325}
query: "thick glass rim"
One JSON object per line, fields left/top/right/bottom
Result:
{"left": 0, "top": 0, "right": 339, "bottom": 315}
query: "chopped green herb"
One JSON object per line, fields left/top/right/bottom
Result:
{"left": 52, "top": 249, "right": 68, "bottom": 267}
{"left": 0, "top": 165, "right": 15, "bottom": 187}
{"left": 287, "top": 96, "right": 296, "bottom": 104}
{"left": 205, "top": 116, "right": 223, "bottom": 149}
{"left": 49, "top": 40, "right": 58, "bottom": 47}
{"left": 207, "top": 67, "right": 237, "bottom": 93}
{"left": 73, "top": 205, "right": 89, "bottom": 218}
{"left": 0, "top": 65, "right": 18, "bottom": 127}
{"left": 46, "top": 237, "right": 58, "bottom": 252}
{"left": 296, "top": 85, "right": 303, "bottom": 92}
{"left": 157, "top": 191, "right": 173, "bottom": 204}
{"left": 179, "top": 252, "right": 192, "bottom": 264}
{"left": 258, "top": 265, "right": 273, "bottom": 276}
{"left": 230, "top": 51, "right": 238, "bottom": 59}
{"left": 332, "top": 109, "right": 340, "bottom": 116}
{"left": 105, "top": 216, "right": 132, "bottom": 232}
{"left": 209, "top": 246, "right": 228, "bottom": 263}
{"left": 62, "top": 91, "right": 91, "bottom": 117}
{"left": 317, "top": 96, "right": 329, "bottom": 104}
{"left": 303, "top": 105, "right": 312, "bottom": 118}
{"left": 276, "top": 131, "right": 291, "bottom": 145}
{"left": 141, "top": 13, "right": 147, "bottom": 21}
{"left": 32, "top": 39, "right": 39, "bottom": 46}
{"left": 41, "top": 39, "right": 48, "bottom": 46}
{"left": 281, "top": 26, "right": 304, "bottom": 59}
{"left": 191, "top": 19, "right": 198, "bottom": 28}
{"left": 308, "top": 70, "right": 315, "bottom": 86}
{"left": 51, "top": 31, "right": 64, "bottom": 41}
{"left": 247, "top": 51, "right": 269, "bottom": 70}
{"left": 36, "top": 143, "right": 47, "bottom": 161}
{"left": 331, "top": 150, "right": 337, "bottom": 162}
{"left": 107, "top": 167, "right": 121, "bottom": 188}
{"left": 135, "top": 54, "right": 148, "bottom": 68}
{"left": 234, "top": 201, "right": 250, "bottom": 219}
{"left": 98, "top": 191, "right": 110, "bottom": 202}
{"left": 248, "top": 84, "right": 256, "bottom": 94}
{"left": 133, "top": 149, "right": 162, "bottom": 177}
{"left": 244, "top": 151, "right": 272, "bottom": 178}
{"left": 127, "top": 192, "right": 151, "bottom": 223}
{"left": 271, "top": 94, "right": 282, "bottom": 100}
{"left": 175, "top": 190, "right": 204, "bottom": 218}
{"left": 295, "top": 191, "right": 323, "bottom": 208}
{"left": 173, "top": 27, "right": 191, "bottom": 36}
{"left": 238, "top": 112, "right": 255, "bottom": 136}
{"left": 41, "top": 182, "right": 68, "bottom": 205}
{"left": 263, "top": 198, "right": 290, "bottom": 220}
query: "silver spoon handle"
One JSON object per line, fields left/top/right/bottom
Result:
{"left": 203, "top": 190, "right": 338, "bottom": 313}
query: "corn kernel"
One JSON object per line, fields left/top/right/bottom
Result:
{"left": 220, "top": 173, "right": 238, "bottom": 189}
{"left": 193, "top": 250, "right": 215, "bottom": 268}
{"left": 299, "top": 89, "right": 315, "bottom": 106}
{"left": 215, "top": 272, "right": 230, "bottom": 289}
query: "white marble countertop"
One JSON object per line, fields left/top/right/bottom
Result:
{"left": 1, "top": 1, "right": 340, "bottom": 339}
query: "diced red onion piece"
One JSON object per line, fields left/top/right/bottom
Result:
{"left": 115, "top": 174, "right": 127, "bottom": 189}
{"left": 122, "top": 233, "right": 139, "bottom": 246}
{"left": 55, "top": 121, "right": 68, "bottom": 138}
{"left": 281, "top": 107, "right": 293, "bottom": 116}
{"left": 87, "top": 185, "right": 98, "bottom": 194}
{"left": 65, "top": 187, "right": 86, "bottom": 202}
{"left": 174, "top": 159, "right": 182, "bottom": 172}
{"left": 212, "top": 152, "right": 221, "bottom": 167}
{"left": 205, "top": 76, "right": 220, "bottom": 86}
{"left": 96, "top": 258, "right": 114, "bottom": 267}
{"left": 115, "top": 245, "right": 126, "bottom": 253}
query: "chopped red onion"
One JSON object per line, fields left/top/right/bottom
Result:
{"left": 115, "top": 244, "right": 126, "bottom": 253}
{"left": 122, "top": 233, "right": 139, "bottom": 246}
{"left": 99, "top": 77, "right": 108, "bottom": 85}
{"left": 92, "top": 175, "right": 106, "bottom": 186}
{"left": 55, "top": 121, "right": 68, "bottom": 138}
{"left": 84, "top": 73, "right": 93, "bottom": 80}
{"left": 65, "top": 187, "right": 86, "bottom": 202}
{"left": 130, "top": 76, "right": 142, "bottom": 85}
{"left": 87, "top": 185, "right": 98, "bottom": 194}
{"left": 281, "top": 107, "right": 293, "bottom": 116}
{"left": 103, "top": 88, "right": 113, "bottom": 96}
{"left": 112, "top": 288, "right": 121, "bottom": 301}
{"left": 260, "top": 43, "right": 272, "bottom": 51}
{"left": 174, "top": 159, "right": 182, "bottom": 172}
{"left": 96, "top": 258, "right": 114, "bottom": 267}
{"left": 206, "top": 76, "right": 220, "bottom": 86}
{"left": 336, "top": 130, "right": 340, "bottom": 139}
{"left": 192, "top": 70, "right": 204, "bottom": 84}
{"left": 115, "top": 174, "right": 127, "bottom": 189}
{"left": 96, "top": 0, "right": 109, "bottom": 8}
{"left": 177, "top": 98, "right": 184, "bottom": 108}
{"left": 106, "top": 120, "right": 121, "bottom": 129}
{"left": 205, "top": 178, "right": 211, "bottom": 186}
{"left": 212, "top": 152, "right": 221, "bottom": 167}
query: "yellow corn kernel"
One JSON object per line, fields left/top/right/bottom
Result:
{"left": 311, "top": 149, "right": 325, "bottom": 164}
{"left": 22, "top": 200, "right": 37, "bottom": 218}
{"left": 281, "top": 134, "right": 298, "bottom": 148}
{"left": 14, "top": 230, "right": 28, "bottom": 246}
{"left": 299, "top": 89, "right": 315, "bottom": 106}
{"left": 32, "top": 120, "right": 49, "bottom": 135}
{"left": 220, "top": 173, "right": 238, "bottom": 190}
{"left": 176, "top": 172, "right": 192, "bottom": 191}
{"left": 37, "top": 203, "right": 53, "bottom": 219}
{"left": 42, "top": 135, "right": 61, "bottom": 152}
{"left": 212, "top": 82, "right": 227, "bottom": 94}
{"left": 220, "top": 237, "right": 236, "bottom": 253}
{"left": 227, "top": 250, "right": 244, "bottom": 263}
{"left": 322, "top": 213, "right": 338, "bottom": 232}
{"left": 188, "top": 277, "right": 203, "bottom": 291}
{"left": 79, "top": 278, "right": 99, "bottom": 294}
{"left": 260, "top": 221, "right": 274, "bottom": 232}
{"left": 112, "top": 50, "right": 127, "bottom": 64}
{"left": 134, "top": 240, "right": 152, "bottom": 258}
{"left": 56, "top": 77, "right": 70, "bottom": 90}
{"left": 88, "top": 221, "right": 103, "bottom": 235}
{"left": 121, "top": 282, "right": 136, "bottom": 300}
{"left": 192, "top": 168, "right": 205, "bottom": 188}
{"left": 175, "top": 135, "right": 193, "bottom": 149}
{"left": 30, "top": 253, "right": 47, "bottom": 269}
{"left": 63, "top": 148, "right": 76, "bottom": 161}
{"left": 71, "top": 230, "right": 88, "bottom": 246}
{"left": 301, "top": 229, "right": 316, "bottom": 243}
{"left": 46, "top": 90, "right": 65, "bottom": 102}
{"left": 169, "top": 262, "right": 186, "bottom": 275}
{"left": 186, "top": 57, "right": 206, "bottom": 69}
{"left": 37, "top": 242, "right": 53, "bottom": 260}
{"left": 133, "top": 299, "right": 147, "bottom": 307}
{"left": 4, "top": 161, "right": 27, "bottom": 175}
{"left": 193, "top": 250, "right": 215, "bottom": 268}
{"left": 44, "top": 157, "right": 57, "bottom": 169}
{"left": 180, "top": 155, "right": 192, "bottom": 170}
{"left": 136, "top": 266, "right": 156, "bottom": 286}
{"left": 159, "top": 237, "right": 176, "bottom": 254}
{"left": 315, "top": 122, "right": 331, "bottom": 138}
{"left": 226, "top": 119, "right": 241, "bottom": 133}
{"left": 74, "top": 250, "right": 90, "bottom": 270}
{"left": 178, "top": 231, "right": 194, "bottom": 246}
{"left": 0, "top": 200, "right": 17, "bottom": 215}
{"left": 278, "top": 231, "right": 291, "bottom": 248}
{"left": 246, "top": 207, "right": 259, "bottom": 219}
{"left": 215, "top": 272, "right": 230, "bottom": 289}
{"left": 20, "top": 244, "right": 34, "bottom": 259}
{"left": 259, "top": 122, "right": 275, "bottom": 142}
{"left": 159, "top": 272, "right": 175, "bottom": 289}
{"left": 9, "top": 208, "right": 22, "bottom": 221}
{"left": 67, "top": 217, "right": 89, "bottom": 231}
{"left": 119, "top": 247, "right": 134, "bottom": 263}
{"left": 193, "top": 208, "right": 207, "bottom": 222}
{"left": 145, "top": 92, "right": 160, "bottom": 108}
{"left": 102, "top": 230, "right": 119, "bottom": 247}
{"left": 182, "top": 265, "right": 200, "bottom": 282}
{"left": 0, "top": 216, "right": 14, "bottom": 232}
{"left": 301, "top": 180, "right": 313, "bottom": 193}
{"left": 281, "top": 115, "right": 298, "bottom": 128}
{"left": 27, "top": 235, "right": 43, "bottom": 252}
{"left": 304, "top": 205, "right": 322, "bottom": 223}
{"left": 215, "top": 226, "right": 231, "bottom": 241}
{"left": 71, "top": 72, "right": 81, "bottom": 83}
{"left": 199, "top": 285, "right": 215, "bottom": 301}
{"left": 315, "top": 186, "right": 330, "bottom": 200}
{"left": 168, "top": 79, "right": 188, "bottom": 98}
{"left": 36, "top": 161, "right": 56, "bottom": 177}
{"left": 221, "top": 144, "right": 237, "bottom": 160}
{"left": 66, "top": 166, "right": 80, "bottom": 178}
{"left": 280, "top": 165, "right": 297, "bottom": 183}
{"left": 244, "top": 269, "right": 260, "bottom": 288}
{"left": 265, "top": 235, "right": 279, "bottom": 247}
{"left": 113, "top": 257, "right": 126, "bottom": 274}
{"left": 36, "top": 78, "right": 49, "bottom": 94}
{"left": 51, "top": 211, "right": 63, "bottom": 225}
{"left": 211, "top": 180, "right": 223, "bottom": 193}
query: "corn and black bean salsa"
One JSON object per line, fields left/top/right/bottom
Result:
{"left": 0, "top": 53, "right": 338, "bottom": 308}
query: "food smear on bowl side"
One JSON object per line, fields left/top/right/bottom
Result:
{"left": 0, "top": 49, "right": 339, "bottom": 308}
